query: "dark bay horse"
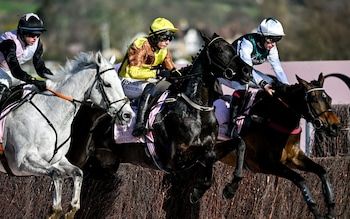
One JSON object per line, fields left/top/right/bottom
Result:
{"left": 216, "top": 73, "right": 341, "bottom": 219}
{"left": 68, "top": 33, "right": 253, "bottom": 203}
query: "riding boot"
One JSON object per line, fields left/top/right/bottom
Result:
{"left": 132, "top": 93, "right": 151, "bottom": 137}
{"left": 226, "top": 95, "right": 240, "bottom": 137}
{"left": 0, "top": 84, "right": 9, "bottom": 105}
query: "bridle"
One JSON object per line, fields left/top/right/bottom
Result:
{"left": 276, "top": 86, "right": 332, "bottom": 130}
{"left": 206, "top": 36, "right": 238, "bottom": 79}
{"left": 85, "top": 65, "right": 130, "bottom": 120}
{"left": 304, "top": 87, "right": 333, "bottom": 130}
{"left": 205, "top": 36, "right": 251, "bottom": 82}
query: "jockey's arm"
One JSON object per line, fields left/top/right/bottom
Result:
{"left": 33, "top": 39, "right": 53, "bottom": 79}
{"left": 0, "top": 39, "right": 32, "bottom": 82}
{"left": 267, "top": 47, "right": 289, "bottom": 84}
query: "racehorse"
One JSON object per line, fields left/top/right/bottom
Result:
{"left": 0, "top": 51, "right": 134, "bottom": 219}
{"left": 68, "top": 33, "right": 253, "bottom": 204}
{"left": 215, "top": 73, "right": 341, "bottom": 219}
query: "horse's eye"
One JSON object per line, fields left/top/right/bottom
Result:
{"left": 103, "top": 82, "right": 111, "bottom": 87}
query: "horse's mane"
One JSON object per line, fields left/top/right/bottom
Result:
{"left": 66, "top": 52, "right": 97, "bottom": 74}
{"left": 46, "top": 52, "right": 97, "bottom": 82}
{"left": 271, "top": 79, "right": 303, "bottom": 98}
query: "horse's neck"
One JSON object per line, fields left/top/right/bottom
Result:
{"left": 279, "top": 93, "right": 305, "bottom": 128}
{"left": 51, "top": 68, "right": 94, "bottom": 101}
{"left": 250, "top": 91, "right": 302, "bottom": 130}
{"left": 44, "top": 69, "right": 95, "bottom": 119}
{"left": 184, "top": 63, "right": 214, "bottom": 107}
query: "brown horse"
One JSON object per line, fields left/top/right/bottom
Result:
{"left": 215, "top": 73, "right": 341, "bottom": 219}
{"left": 68, "top": 33, "right": 253, "bottom": 203}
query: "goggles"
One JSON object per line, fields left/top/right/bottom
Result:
{"left": 158, "top": 33, "right": 174, "bottom": 42}
{"left": 24, "top": 32, "right": 41, "bottom": 38}
{"left": 265, "top": 36, "right": 282, "bottom": 43}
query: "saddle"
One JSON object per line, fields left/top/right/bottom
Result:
{"left": 0, "top": 85, "right": 25, "bottom": 174}
{"left": 0, "top": 85, "right": 24, "bottom": 112}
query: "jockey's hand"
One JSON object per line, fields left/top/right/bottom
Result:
{"left": 264, "top": 83, "right": 275, "bottom": 96}
{"left": 171, "top": 69, "right": 182, "bottom": 77}
{"left": 30, "top": 79, "right": 47, "bottom": 91}
{"left": 157, "top": 69, "right": 171, "bottom": 79}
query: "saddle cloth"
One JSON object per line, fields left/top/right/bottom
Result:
{"left": 114, "top": 90, "right": 169, "bottom": 144}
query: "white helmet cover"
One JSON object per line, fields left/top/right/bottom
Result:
{"left": 257, "top": 18, "right": 285, "bottom": 36}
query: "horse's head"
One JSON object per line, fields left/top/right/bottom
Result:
{"left": 201, "top": 33, "right": 252, "bottom": 83}
{"left": 296, "top": 73, "right": 341, "bottom": 137}
{"left": 88, "top": 52, "right": 135, "bottom": 125}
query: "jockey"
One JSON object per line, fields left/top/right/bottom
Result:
{"left": 218, "top": 18, "right": 289, "bottom": 137}
{"left": 0, "top": 13, "right": 52, "bottom": 101}
{"left": 119, "top": 17, "right": 181, "bottom": 137}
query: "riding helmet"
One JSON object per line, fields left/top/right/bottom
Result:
{"left": 17, "top": 13, "right": 46, "bottom": 35}
{"left": 149, "top": 18, "right": 178, "bottom": 36}
{"left": 257, "top": 18, "right": 285, "bottom": 37}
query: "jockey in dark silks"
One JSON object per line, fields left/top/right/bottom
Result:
{"left": 0, "top": 13, "right": 52, "bottom": 102}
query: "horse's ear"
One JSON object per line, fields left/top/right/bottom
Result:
{"left": 109, "top": 54, "right": 116, "bottom": 64}
{"left": 95, "top": 51, "right": 103, "bottom": 65}
{"left": 199, "top": 31, "right": 209, "bottom": 42}
{"left": 296, "top": 74, "right": 308, "bottom": 87}
{"left": 318, "top": 72, "right": 325, "bottom": 86}
{"left": 213, "top": 32, "right": 219, "bottom": 38}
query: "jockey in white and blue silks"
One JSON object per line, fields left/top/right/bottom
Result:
{"left": 0, "top": 13, "right": 52, "bottom": 101}
{"left": 218, "top": 18, "right": 289, "bottom": 137}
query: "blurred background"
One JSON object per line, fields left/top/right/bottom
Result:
{"left": 1, "top": 0, "right": 349, "bottom": 64}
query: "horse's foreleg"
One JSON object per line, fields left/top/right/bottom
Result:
{"left": 48, "top": 169, "right": 64, "bottom": 219}
{"left": 190, "top": 149, "right": 216, "bottom": 204}
{"left": 57, "top": 157, "right": 84, "bottom": 219}
{"left": 320, "top": 174, "right": 335, "bottom": 219}
{"left": 309, "top": 166, "right": 335, "bottom": 218}
{"left": 294, "top": 153, "right": 335, "bottom": 219}
{"left": 20, "top": 154, "right": 64, "bottom": 219}
{"left": 64, "top": 168, "right": 83, "bottom": 219}
{"left": 296, "top": 180, "right": 323, "bottom": 219}
{"left": 223, "top": 136, "right": 245, "bottom": 199}
{"left": 269, "top": 163, "right": 323, "bottom": 219}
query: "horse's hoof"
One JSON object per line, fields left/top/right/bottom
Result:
{"left": 189, "top": 188, "right": 203, "bottom": 204}
{"left": 47, "top": 213, "right": 60, "bottom": 219}
{"left": 223, "top": 183, "right": 238, "bottom": 199}
{"left": 64, "top": 208, "right": 79, "bottom": 219}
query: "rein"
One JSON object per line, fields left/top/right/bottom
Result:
{"left": 178, "top": 93, "right": 214, "bottom": 112}
{"left": 41, "top": 65, "right": 128, "bottom": 162}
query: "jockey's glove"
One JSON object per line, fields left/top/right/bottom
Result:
{"left": 157, "top": 69, "right": 171, "bottom": 79}
{"left": 171, "top": 68, "right": 182, "bottom": 77}
{"left": 30, "top": 79, "right": 47, "bottom": 92}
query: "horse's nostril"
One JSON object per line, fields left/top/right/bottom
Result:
{"left": 122, "top": 113, "right": 132, "bottom": 121}
{"left": 332, "top": 124, "right": 342, "bottom": 133}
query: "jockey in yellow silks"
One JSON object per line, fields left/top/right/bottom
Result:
{"left": 118, "top": 17, "right": 181, "bottom": 137}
